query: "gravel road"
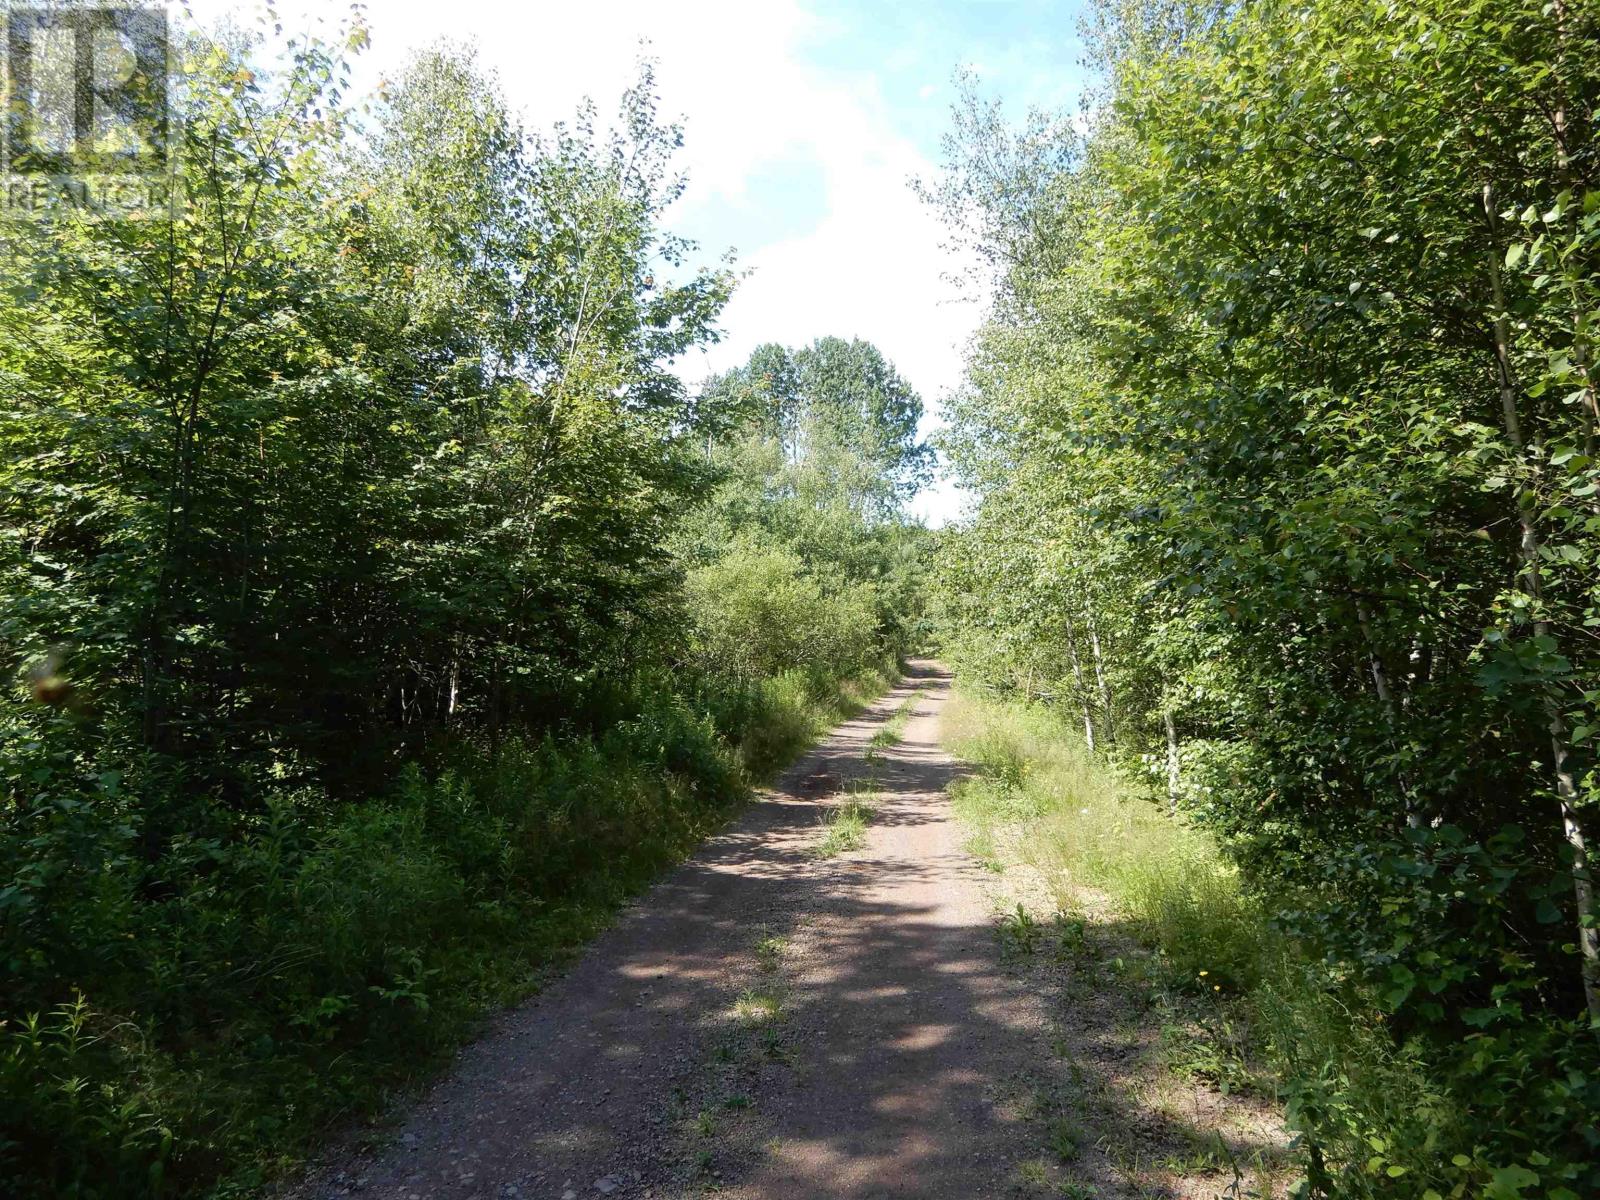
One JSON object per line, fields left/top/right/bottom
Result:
{"left": 295, "top": 661, "right": 1052, "bottom": 1200}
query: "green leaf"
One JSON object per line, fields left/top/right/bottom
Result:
{"left": 1485, "top": 1165, "right": 1540, "bottom": 1200}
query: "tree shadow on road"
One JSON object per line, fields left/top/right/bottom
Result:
{"left": 301, "top": 664, "right": 1286, "bottom": 1200}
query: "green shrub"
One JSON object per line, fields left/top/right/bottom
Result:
{"left": 0, "top": 995, "right": 172, "bottom": 1199}
{"left": 683, "top": 542, "right": 879, "bottom": 684}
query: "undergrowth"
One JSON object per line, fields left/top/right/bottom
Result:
{"left": 942, "top": 689, "right": 1597, "bottom": 1200}
{"left": 0, "top": 663, "right": 894, "bottom": 1198}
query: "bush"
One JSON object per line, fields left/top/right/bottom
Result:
{"left": 0, "top": 995, "right": 172, "bottom": 1199}
{"left": 683, "top": 542, "right": 880, "bottom": 684}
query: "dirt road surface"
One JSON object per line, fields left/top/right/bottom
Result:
{"left": 296, "top": 662, "right": 1054, "bottom": 1200}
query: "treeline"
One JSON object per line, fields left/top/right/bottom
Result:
{"left": 931, "top": 0, "right": 1599, "bottom": 1194}
{"left": 0, "top": 18, "right": 926, "bottom": 1197}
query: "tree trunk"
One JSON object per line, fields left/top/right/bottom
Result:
{"left": 1163, "top": 707, "right": 1180, "bottom": 817}
{"left": 1356, "top": 599, "right": 1422, "bottom": 829}
{"left": 1087, "top": 607, "right": 1115, "bottom": 745}
{"left": 1484, "top": 181, "right": 1600, "bottom": 1030}
{"left": 1063, "top": 611, "right": 1096, "bottom": 752}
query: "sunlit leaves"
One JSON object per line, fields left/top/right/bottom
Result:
{"left": 926, "top": 0, "right": 1600, "bottom": 1189}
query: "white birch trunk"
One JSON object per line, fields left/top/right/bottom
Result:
{"left": 1484, "top": 181, "right": 1600, "bottom": 1030}
{"left": 1087, "top": 608, "right": 1114, "bottom": 745}
{"left": 1356, "top": 599, "right": 1422, "bottom": 830}
{"left": 1063, "top": 611, "right": 1096, "bottom": 752}
{"left": 1164, "top": 707, "right": 1180, "bottom": 817}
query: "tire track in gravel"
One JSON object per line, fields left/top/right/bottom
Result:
{"left": 294, "top": 660, "right": 1053, "bottom": 1200}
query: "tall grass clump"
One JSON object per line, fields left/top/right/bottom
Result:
{"left": 815, "top": 782, "right": 876, "bottom": 859}
{"left": 944, "top": 691, "right": 1260, "bottom": 987}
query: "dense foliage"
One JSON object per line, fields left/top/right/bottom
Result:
{"left": 677, "top": 337, "right": 935, "bottom": 676}
{"left": 930, "top": 0, "right": 1600, "bottom": 1194}
{"left": 0, "top": 17, "right": 926, "bottom": 1196}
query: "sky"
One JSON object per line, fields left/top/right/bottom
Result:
{"left": 191, "top": 0, "right": 1091, "bottom": 525}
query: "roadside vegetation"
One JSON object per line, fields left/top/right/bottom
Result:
{"left": 928, "top": 1, "right": 1600, "bottom": 1195}
{"left": 951, "top": 690, "right": 1293, "bottom": 1198}
{"left": 947, "top": 689, "right": 1540, "bottom": 1199}
{"left": 0, "top": 16, "right": 929, "bottom": 1197}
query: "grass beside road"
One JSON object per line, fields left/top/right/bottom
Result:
{"left": 942, "top": 687, "right": 1462, "bottom": 1200}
